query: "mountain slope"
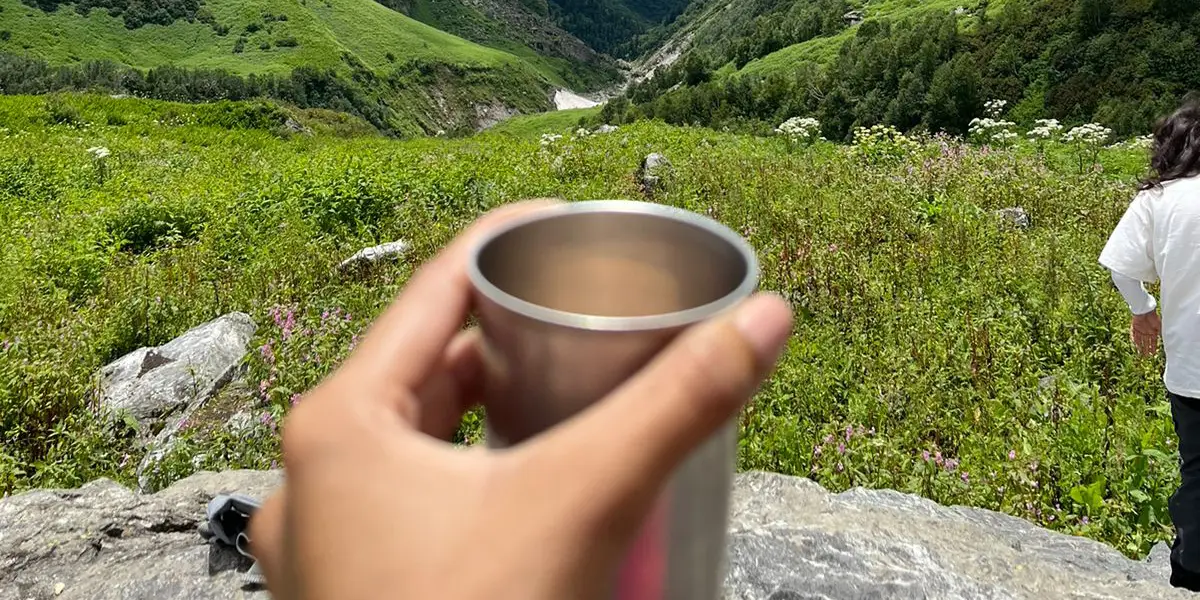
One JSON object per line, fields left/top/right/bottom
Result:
{"left": 606, "top": 0, "right": 1200, "bottom": 138}
{"left": 545, "top": 0, "right": 691, "bottom": 56}
{"left": 0, "top": 0, "right": 532, "bottom": 74}
{"left": 0, "top": 0, "right": 558, "bottom": 134}
{"left": 378, "top": 0, "right": 621, "bottom": 91}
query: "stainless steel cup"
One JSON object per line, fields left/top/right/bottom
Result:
{"left": 467, "top": 200, "right": 759, "bottom": 600}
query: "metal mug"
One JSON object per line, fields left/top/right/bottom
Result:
{"left": 467, "top": 200, "right": 759, "bottom": 600}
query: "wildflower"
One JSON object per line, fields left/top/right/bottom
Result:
{"left": 290, "top": 393, "right": 302, "bottom": 407}
{"left": 836, "top": 462, "right": 844, "bottom": 473}
{"left": 259, "top": 343, "right": 275, "bottom": 363}
{"left": 260, "top": 412, "right": 276, "bottom": 431}
{"left": 934, "top": 451, "right": 943, "bottom": 466}
{"left": 961, "top": 472, "right": 969, "bottom": 483}
{"left": 259, "top": 379, "right": 269, "bottom": 396}
{"left": 1008, "top": 449, "right": 1016, "bottom": 460}
{"left": 922, "top": 450, "right": 931, "bottom": 462}
{"left": 345, "top": 313, "right": 352, "bottom": 322}
{"left": 813, "top": 445, "right": 822, "bottom": 457}
{"left": 1081, "top": 516, "right": 1089, "bottom": 525}
{"left": 1030, "top": 460, "right": 1039, "bottom": 472}
{"left": 1032, "top": 481, "right": 1039, "bottom": 489}
{"left": 844, "top": 425, "right": 853, "bottom": 441}
{"left": 811, "top": 465, "right": 819, "bottom": 474}
{"left": 829, "top": 244, "right": 840, "bottom": 254}
{"left": 945, "top": 458, "right": 959, "bottom": 471}
{"left": 868, "top": 427, "right": 875, "bottom": 436}
{"left": 824, "top": 433, "right": 835, "bottom": 445}
{"left": 87, "top": 146, "right": 111, "bottom": 159}
{"left": 837, "top": 443, "right": 846, "bottom": 455}
{"left": 775, "top": 117, "right": 821, "bottom": 144}
{"left": 1063, "top": 123, "right": 1113, "bottom": 146}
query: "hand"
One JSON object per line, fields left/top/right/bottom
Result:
{"left": 248, "top": 200, "right": 794, "bottom": 600}
{"left": 1131, "top": 310, "right": 1162, "bottom": 357}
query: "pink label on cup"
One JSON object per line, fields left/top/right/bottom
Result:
{"left": 615, "top": 495, "right": 668, "bottom": 600}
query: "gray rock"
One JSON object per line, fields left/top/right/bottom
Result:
{"left": 594, "top": 124, "right": 619, "bottom": 134}
{"left": 843, "top": 10, "right": 864, "bottom": 24}
{"left": 639, "top": 152, "right": 673, "bottom": 195}
{"left": 0, "top": 470, "right": 281, "bottom": 600}
{"left": 281, "top": 118, "right": 311, "bottom": 136}
{"left": 336, "top": 240, "right": 410, "bottom": 274}
{"left": 996, "top": 207, "right": 1032, "bottom": 229}
{"left": 97, "top": 313, "right": 256, "bottom": 433}
{"left": 1147, "top": 541, "right": 1173, "bottom": 580}
{"left": 1039, "top": 375, "right": 1058, "bottom": 392}
{"left": 1, "top": 470, "right": 1182, "bottom": 599}
{"left": 725, "top": 471, "right": 1184, "bottom": 599}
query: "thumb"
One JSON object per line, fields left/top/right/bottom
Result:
{"left": 532, "top": 293, "right": 792, "bottom": 537}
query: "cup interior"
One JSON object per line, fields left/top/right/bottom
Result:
{"left": 474, "top": 206, "right": 752, "bottom": 319}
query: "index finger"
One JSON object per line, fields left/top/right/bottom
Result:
{"left": 344, "top": 199, "right": 562, "bottom": 392}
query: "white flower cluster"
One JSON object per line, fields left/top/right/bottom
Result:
{"left": 540, "top": 133, "right": 563, "bottom": 148}
{"left": 775, "top": 117, "right": 822, "bottom": 142}
{"left": 968, "top": 117, "right": 1017, "bottom": 145}
{"left": 87, "top": 146, "right": 111, "bottom": 159}
{"left": 1063, "top": 123, "right": 1112, "bottom": 146}
{"left": 852, "top": 124, "right": 921, "bottom": 155}
{"left": 574, "top": 127, "right": 592, "bottom": 138}
{"left": 984, "top": 99, "right": 1008, "bottom": 118}
{"left": 1027, "top": 119, "right": 1062, "bottom": 140}
{"left": 1112, "top": 134, "right": 1154, "bottom": 150}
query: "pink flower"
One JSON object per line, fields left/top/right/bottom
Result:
{"left": 290, "top": 393, "right": 302, "bottom": 407}
{"left": 1008, "top": 449, "right": 1016, "bottom": 460}
{"left": 945, "top": 458, "right": 959, "bottom": 471}
{"left": 828, "top": 243, "right": 839, "bottom": 253}
{"left": 934, "top": 451, "right": 944, "bottom": 467}
{"left": 837, "top": 443, "right": 846, "bottom": 455}
{"left": 960, "top": 472, "right": 969, "bottom": 483}
{"left": 824, "top": 434, "right": 834, "bottom": 445}
{"left": 844, "top": 425, "right": 853, "bottom": 441}
{"left": 260, "top": 412, "right": 276, "bottom": 431}
{"left": 922, "top": 450, "right": 931, "bottom": 462}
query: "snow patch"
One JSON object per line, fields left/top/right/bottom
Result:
{"left": 554, "top": 89, "right": 600, "bottom": 110}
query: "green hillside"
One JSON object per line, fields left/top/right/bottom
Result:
{"left": 0, "top": 0, "right": 524, "bottom": 74}
{"left": 379, "top": 0, "right": 622, "bottom": 91}
{"left": 607, "top": 0, "right": 1199, "bottom": 139}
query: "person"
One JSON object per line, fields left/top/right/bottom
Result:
{"left": 247, "top": 199, "right": 795, "bottom": 599}
{"left": 1100, "top": 101, "right": 1200, "bottom": 591}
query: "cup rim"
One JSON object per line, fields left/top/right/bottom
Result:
{"left": 467, "top": 200, "right": 760, "bottom": 332}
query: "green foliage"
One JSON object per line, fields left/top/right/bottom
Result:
{"left": 0, "top": 93, "right": 1179, "bottom": 562}
{"left": 0, "top": 53, "right": 552, "bottom": 137}
{"left": 612, "top": 0, "right": 1200, "bottom": 137}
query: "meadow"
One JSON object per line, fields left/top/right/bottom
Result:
{"left": 0, "top": 93, "right": 1176, "bottom": 558}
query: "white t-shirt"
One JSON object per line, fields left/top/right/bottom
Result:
{"left": 1100, "top": 175, "right": 1200, "bottom": 398}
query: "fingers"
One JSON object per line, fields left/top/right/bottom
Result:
{"left": 344, "top": 199, "right": 561, "bottom": 399}
{"left": 249, "top": 489, "right": 293, "bottom": 599}
{"left": 413, "top": 329, "right": 486, "bottom": 440}
{"left": 529, "top": 293, "right": 793, "bottom": 534}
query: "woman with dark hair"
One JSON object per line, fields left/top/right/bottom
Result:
{"left": 1100, "top": 100, "right": 1200, "bottom": 591}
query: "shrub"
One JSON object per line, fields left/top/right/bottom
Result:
{"left": 275, "top": 36, "right": 298, "bottom": 48}
{"left": 104, "top": 196, "right": 208, "bottom": 254}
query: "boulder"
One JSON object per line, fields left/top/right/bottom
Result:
{"left": 594, "top": 124, "right": 619, "bottom": 134}
{"left": 0, "top": 470, "right": 280, "bottom": 600}
{"left": 96, "top": 313, "right": 256, "bottom": 433}
{"left": 336, "top": 241, "right": 410, "bottom": 274}
{"left": 726, "top": 471, "right": 1181, "bottom": 599}
{"left": 0, "top": 470, "right": 1182, "bottom": 599}
{"left": 996, "top": 207, "right": 1032, "bottom": 229}
{"left": 281, "top": 118, "right": 312, "bottom": 137}
{"left": 638, "top": 152, "right": 673, "bottom": 195}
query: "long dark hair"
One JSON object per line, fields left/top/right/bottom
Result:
{"left": 1139, "top": 101, "right": 1200, "bottom": 191}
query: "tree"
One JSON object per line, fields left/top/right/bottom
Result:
{"left": 924, "top": 54, "right": 982, "bottom": 134}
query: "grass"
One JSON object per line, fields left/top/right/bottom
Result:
{"left": 0, "top": 0, "right": 536, "bottom": 75}
{"left": 0, "top": 92, "right": 1178, "bottom": 560}
{"left": 486, "top": 106, "right": 601, "bottom": 136}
